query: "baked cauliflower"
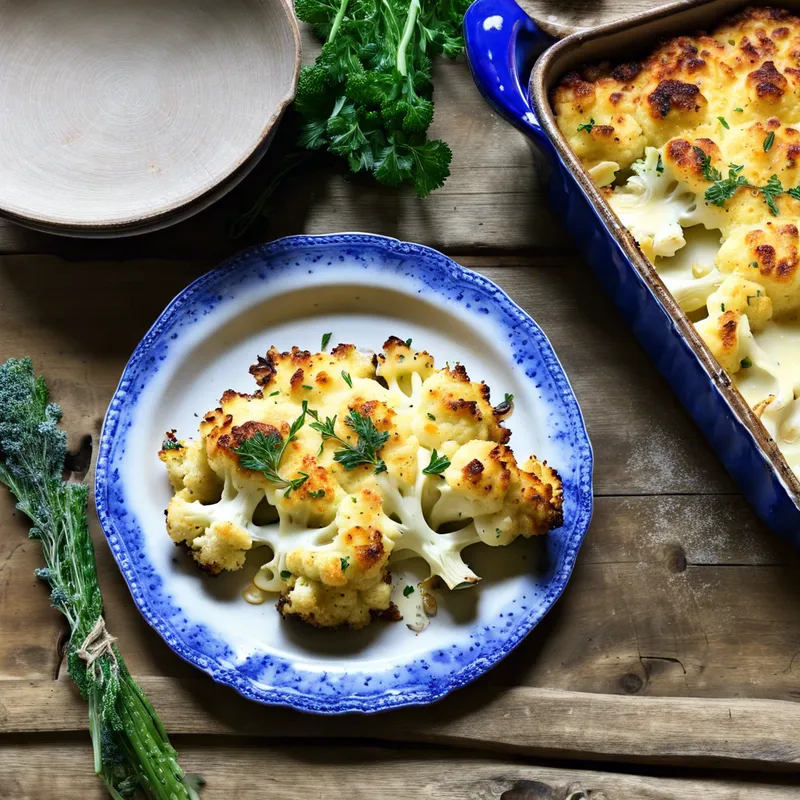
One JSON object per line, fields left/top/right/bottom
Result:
{"left": 553, "top": 6, "right": 800, "bottom": 478}
{"left": 160, "top": 337, "right": 563, "bottom": 629}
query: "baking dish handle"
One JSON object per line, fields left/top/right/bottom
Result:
{"left": 464, "top": 0, "right": 555, "bottom": 149}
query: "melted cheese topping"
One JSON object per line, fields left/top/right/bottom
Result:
{"left": 159, "top": 338, "right": 564, "bottom": 629}
{"left": 552, "top": 6, "right": 800, "bottom": 478}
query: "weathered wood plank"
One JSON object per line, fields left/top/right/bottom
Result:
{"left": 2, "top": 740, "right": 799, "bottom": 800}
{"left": 2, "top": 680, "right": 800, "bottom": 772}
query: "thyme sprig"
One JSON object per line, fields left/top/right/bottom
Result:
{"left": 0, "top": 358, "right": 200, "bottom": 799}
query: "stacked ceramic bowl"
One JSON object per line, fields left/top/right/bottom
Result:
{"left": 0, "top": 0, "right": 300, "bottom": 237}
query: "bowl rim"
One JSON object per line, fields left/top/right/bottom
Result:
{"left": 0, "top": 0, "right": 302, "bottom": 236}
{"left": 528, "top": 0, "right": 800, "bottom": 504}
{"left": 94, "top": 232, "right": 595, "bottom": 714}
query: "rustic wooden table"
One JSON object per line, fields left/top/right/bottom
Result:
{"left": 3, "top": 1, "right": 800, "bottom": 797}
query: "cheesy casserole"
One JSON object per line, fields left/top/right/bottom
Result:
{"left": 553, "top": 6, "right": 800, "bottom": 477}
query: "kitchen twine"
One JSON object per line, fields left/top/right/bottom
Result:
{"left": 77, "top": 616, "right": 117, "bottom": 673}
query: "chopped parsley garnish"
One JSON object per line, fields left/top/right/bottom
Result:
{"left": 405, "top": 338, "right": 413, "bottom": 347}
{"left": 656, "top": 153, "right": 664, "bottom": 174}
{"left": 423, "top": 449, "right": 450, "bottom": 475}
{"left": 427, "top": 412, "right": 436, "bottom": 420}
{"left": 305, "top": 403, "right": 389, "bottom": 474}
{"left": 764, "top": 131, "right": 775, "bottom": 152}
{"left": 321, "top": 332, "right": 332, "bottom": 350}
{"left": 309, "top": 489, "right": 326, "bottom": 498}
{"left": 787, "top": 186, "right": 800, "bottom": 201}
{"left": 504, "top": 393, "right": 514, "bottom": 405}
{"left": 741, "top": 357, "right": 753, "bottom": 369}
{"left": 750, "top": 261, "right": 759, "bottom": 268}
{"left": 717, "top": 116, "right": 730, "bottom": 129}
{"left": 734, "top": 107, "right": 743, "bottom": 112}
{"left": 269, "top": 390, "right": 280, "bottom": 397}
{"left": 721, "top": 303, "right": 726, "bottom": 312}
{"left": 341, "top": 371, "right": 353, "bottom": 388}
{"left": 162, "top": 438, "right": 183, "bottom": 451}
{"left": 403, "top": 585, "right": 415, "bottom": 597}
{"left": 577, "top": 118, "right": 595, "bottom": 133}
{"left": 302, "top": 384, "right": 313, "bottom": 390}
{"left": 233, "top": 406, "right": 310, "bottom": 496}
{"left": 280, "top": 570, "right": 292, "bottom": 580}
{"left": 695, "top": 146, "right": 785, "bottom": 216}
{"left": 340, "top": 556, "right": 350, "bottom": 571}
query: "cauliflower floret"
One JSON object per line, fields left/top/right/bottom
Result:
{"left": 429, "top": 441, "right": 564, "bottom": 547}
{"left": 375, "top": 336, "right": 436, "bottom": 393}
{"left": 285, "top": 488, "right": 400, "bottom": 589}
{"left": 158, "top": 435, "right": 222, "bottom": 503}
{"left": 166, "top": 496, "right": 254, "bottom": 574}
{"left": 695, "top": 306, "right": 753, "bottom": 375}
{"left": 413, "top": 365, "right": 508, "bottom": 450}
{"left": 716, "top": 221, "right": 800, "bottom": 316}
{"left": 607, "top": 147, "right": 696, "bottom": 260}
{"left": 278, "top": 576, "right": 393, "bottom": 629}
{"left": 429, "top": 440, "right": 513, "bottom": 529}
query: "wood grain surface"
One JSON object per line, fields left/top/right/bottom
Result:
{"left": 2, "top": 0, "right": 800, "bottom": 797}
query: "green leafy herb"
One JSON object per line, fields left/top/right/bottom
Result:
{"left": 741, "top": 357, "right": 753, "bottom": 369}
{"left": 698, "top": 151, "right": 784, "bottom": 216}
{"left": 321, "top": 332, "right": 332, "bottom": 350}
{"left": 656, "top": 153, "right": 664, "bottom": 174}
{"left": 233, "top": 406, "right": 310, "bottom": 495}
{"left": 403, "top": 585, "right": 415, "bottom": 597}
{"left": 423, "top": 448, "right": 450, "bottom": 475}
{"left": 341, "top": 371, "right": 353, "bottom": 388}
{"left": 504, "top": 393, "right": 514, "bottom": 405}
{"left": 340, "top": 556, "right": 350, "bottom": 571}
{"left": 427, "top": 412, "right": 436, "bottom": 420}
{"left": 717, "top": 115, "right": 730, "bottom": 129}
{"left": 306, "top": 403, "right": 389, "bottom": 473}
{"left": 760, "top": 173, "right": 784, "bottom": 216}
{"left": 405, "top": 337, "right": 413, "bottom": 347}
{"left": 721, "top": 303, "right": 726, "bottom": 312}
{"left": 280, "top": 570, "right": 292, "bottom": 580}
{"left": 787, "top": 186, "right": 800, "bottom": 201}
{"left": 162, "top": 438, "right": 183, "bottom": 451}
{"left": 302, "top": 384, "right": 314, "bottom": 390}
{"left": 750, "top": 261, "right": 759, "bottom": 267}
{"left": 269, "top": 390, "right": 280, "bottom": 397}
{"left": 577, "top": 118, "right": 595, "bottom": 133}
{"left": 734, "top": 107, "right": 743, "bottom": 112}
{"left": 309, "top": 489, "right": 326, "bottom": 498}
{"left": 0, "top": 358, "right": 200, "bottom": 799}
{"left": 294, "top": 0, "right": 468, "bottom": 196}
{"left": 764, "top": 131, "right": 775, "bottom": 152}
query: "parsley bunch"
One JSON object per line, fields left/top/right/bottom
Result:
{"left": 294, "top": 0, "right": 469, "bottom": 196}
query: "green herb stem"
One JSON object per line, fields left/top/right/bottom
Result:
{"left": 328, "top": 0, "right": 351, "bottom": 43}
{"left": 396, "top": 0, "right": 420, "bottom": 76}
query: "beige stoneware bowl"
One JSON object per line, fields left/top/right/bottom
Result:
{"left": 0, "top": 0, "right": 300, "bottom": 237}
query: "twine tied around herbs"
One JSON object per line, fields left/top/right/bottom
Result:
{"left": 76, "top": 616, "right": 117, "bottom": 675}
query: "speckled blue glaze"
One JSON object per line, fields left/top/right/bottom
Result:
{"left": 95, "top": 233, "right": 593, "bottom": 714}
{"left": 464, "top": 0, "right": 800, "bottom": 546}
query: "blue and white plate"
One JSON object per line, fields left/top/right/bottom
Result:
{"left": 96, "top": 233, "right": 593, "bottom": 714}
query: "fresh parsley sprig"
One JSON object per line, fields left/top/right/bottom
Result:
{"left": 305, "top": 403, "right": 390, "bottom": 474}
{"left": 423, "top": 448, "right": 450, "bottom": 475}
{"left": 233, "top": 407, "right": 310, "bottom": 497}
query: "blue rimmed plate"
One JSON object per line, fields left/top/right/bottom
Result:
{"left": 95, "top": 233, "right": 593, "bottom": 714}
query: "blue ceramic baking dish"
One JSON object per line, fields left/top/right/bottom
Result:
{"left": 464, "top": 0, "right": 800, "bottom": 545}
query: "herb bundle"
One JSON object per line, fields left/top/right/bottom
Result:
{"left": 306, "top": 404, "right": 390, "bottom": 473}
{"left": 294, "top": 0, "right": 469, "bottom": 196}
{"left": 0, "top": 358, "right": 200, "bottom": 800}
